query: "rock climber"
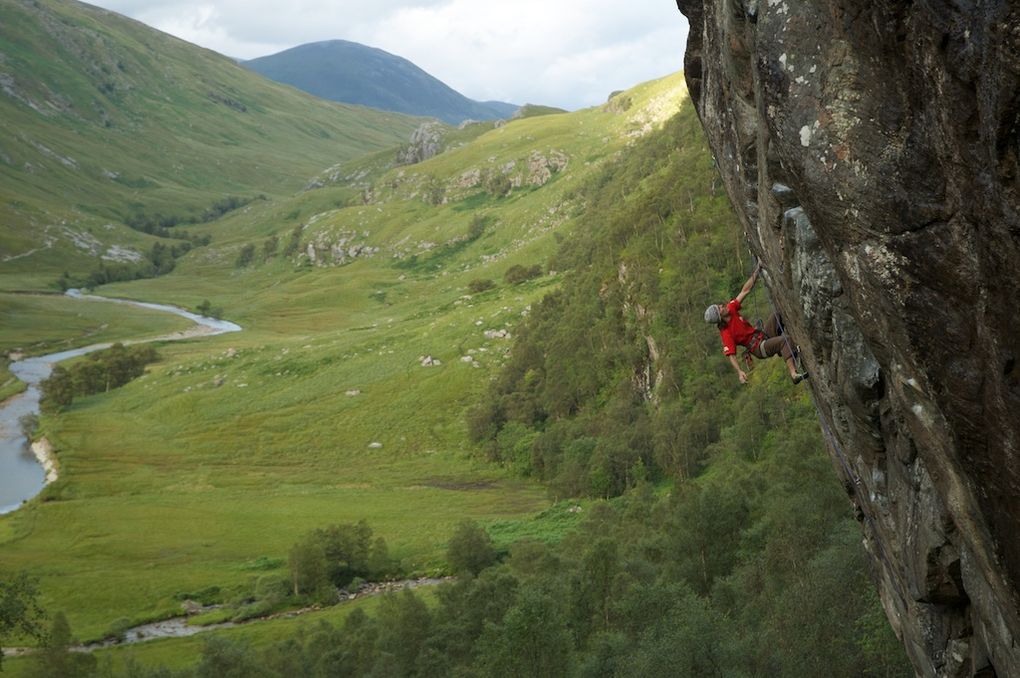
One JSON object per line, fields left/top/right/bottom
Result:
{"left": 704, "top": 263, "right": 808, "bottom": 385}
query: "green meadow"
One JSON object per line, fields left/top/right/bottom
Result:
{"left": 0, "top": 293, "right": 192, "bottom": 356}
{"left": 0, "top": 61, "right": 688, "bottom": 646}
{"left": 0, "top": 267, "right": 555, "bottom": 640}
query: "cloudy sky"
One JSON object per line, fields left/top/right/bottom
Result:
{"left": 87, "top": 0, "right": 690, "bottom": 110}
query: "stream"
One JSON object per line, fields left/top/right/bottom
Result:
{"left": 0, "top": 578, "right": 451, "bottom": 657}
{"left": 0, "top": 290, "right": 241, "bottom": 514}
{"left": 0, "top": 294, "right": 452, "bottom": 652}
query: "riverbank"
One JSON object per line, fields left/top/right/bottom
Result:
{"left": 30, "top": 437, "right": 57, "bottom": 485}
{"left": 0, "top": 292, "right": 241, "bottom": 515}
{"left": 0, "top": 292, "right": 194, "bottom": 360}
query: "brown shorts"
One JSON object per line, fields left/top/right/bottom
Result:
{"left": 751, "top": 312, "right": 793, "bottom": 361}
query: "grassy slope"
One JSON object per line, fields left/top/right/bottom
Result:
{"left": 0, "top": 293, "right": 192, "bottom": 356}
{"left": 0, "top": 0, "right": 423, "bottom": 290}
{"left": 0, "top": 66, "right": 689, "bottom": 642}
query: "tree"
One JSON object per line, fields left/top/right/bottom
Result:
{"left": 195, "top": 301, "right": 222, "bottom": 319}
{"left": 423, "top": 178, "right": 445, "bottom": 206}
{"left": 72, "top": 359, "right": 106, "bottom": 395}
{"left": 314, "top": 521, "right": 373, "bottom": 588}
{"left": 628, "top": 588, "right": 735, "bottom": 678}
{"left": 288, "top": 537, "right": 328, "bottom": 597}
{"left": 288, "top": 521, "right": 382, "bottom": 597}
{"left": 0, "top": 572, "right": 43, "bottom": 669}
{"left": 374, "top": 589, "right": 432, "bottom": 675}
{"left": 663, "top": 479, "right": 749, "bottom": 594}
{"left": 195, "top": 637, "right": 272, "bottom": 678}
{"left": 40, "top": 345, "right": 160, "bottom": 410}
{"left": 477, "top": 588, "right": 573, "bottom": 678}
{"left": 428, "top": 569, "right": 520, "bottom": 670}
{"left": 39, "top": 366, "right": 73, "bottom": 412}
{"left": 367, "top": 536, "right": 394, "bottom": 578}
{"left": 447, "top": 520, "right": 497, "bottom": 576}
{"left": 29, "top": 611, "right": 96, "bottom": 678}
{"left": 570, "top": 538, "right": 620, "bottom": 641}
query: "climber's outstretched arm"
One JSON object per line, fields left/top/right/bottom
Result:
{"left": 734, "top": 262, "right": 762, "bottom": 305}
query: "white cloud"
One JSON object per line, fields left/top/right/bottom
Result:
{"left": 88, "top": 0, "right": 689, "bottom": 110}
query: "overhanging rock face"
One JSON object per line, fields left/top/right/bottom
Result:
{"left": 673, "top": 1, "right": 1020, "bottom": 675}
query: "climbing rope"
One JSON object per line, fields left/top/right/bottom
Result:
{"left": 741, "top": 257, "right": 765, "bottom": 370}
{"left": 753, "top": 261, "right": 803, "bottom": 372}
{"left": 750, "top": 256, "right": 763, "bottom": 331}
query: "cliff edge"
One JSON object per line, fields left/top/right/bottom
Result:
{"left": 674, "top": 1, "right": 1020, "bottom": 675}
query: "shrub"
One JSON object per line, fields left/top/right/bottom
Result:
{"left": 485, "top": 172, "right": 512, "bottom": 197}
{"left": 468, "top": 279, "right": 496, "bottom": 294}
{"left": 282, "top": 225, "right": 303, "bottom": 257}
{"left": 262, "top": 235, "right": 279, "bottom": 260}
{"left": 467, "top": 214, "right": 487, "bottom": 241}
{"left": 196, "top": 300, "right": 223, "bottom": 319}
{"left": 504, "top": 264, "right": 543, "bottom": 285}
{"left": 18, "top": 413, "right": 39, "bottom": 439}
{"left": 236, "top": 244, "right": 256, "bottom": 268}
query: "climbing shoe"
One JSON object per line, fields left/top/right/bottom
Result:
{"left": 792, "top": 372, "right": 810, "bottom": 385}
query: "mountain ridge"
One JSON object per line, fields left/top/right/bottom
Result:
{"left": 0, "top": 0, "right": 424, "bottom": 289}
{"left": 243, "top": 39, "right": 519, "bottom": 125}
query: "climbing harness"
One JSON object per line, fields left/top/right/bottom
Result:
{"left": 742, "top": 328, "right": 766, "bottom": 370}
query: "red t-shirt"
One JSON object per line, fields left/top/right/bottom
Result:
{"left": 719, "top": 298, "right": 757, "bottom": 356}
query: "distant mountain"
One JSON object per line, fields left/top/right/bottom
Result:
{"left": 0, "top": 0, "right": 422, "bottom": 288}
{"left": 243, "top": 40, "right": 518, "bottom": 125}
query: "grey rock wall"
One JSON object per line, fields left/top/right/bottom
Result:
{"left": 674, "top": 1, "right": 1020, "bottom": 675}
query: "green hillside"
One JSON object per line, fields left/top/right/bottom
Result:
{"left": 0, "top": 71, "right": 689, "bottom": 644}
{"left": 0, "top": 0, "right": 423, "bottom": 290}
{"left": 0, "top": 6, "right": 909, "bottom": 669}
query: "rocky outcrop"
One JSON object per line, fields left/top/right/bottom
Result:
{"left": 303, "top": 231, "right": 378, "bottom": 267}
{"left": 675, "top": 1, "right": 1020, "bottom": 676}
{"left": 397, "top": 122, "right": 447, "bottom": 166}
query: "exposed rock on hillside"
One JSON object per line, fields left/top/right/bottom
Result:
{"left": 301, "top": 227, "right": 378, "bottom": 267}
{"left": 397, "top": 122, "right": 447, "bottom": 166}
{"left": 675, "top": 1, "right": 1020, "bottom": 675}
{"left": 524, "top": 150, "right": 569, "bottom": 186}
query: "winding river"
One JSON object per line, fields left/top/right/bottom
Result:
{"left": 0, "top": 290, "right": 240, "bottom": 514}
